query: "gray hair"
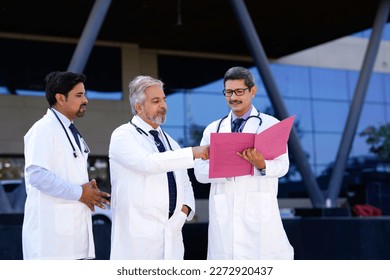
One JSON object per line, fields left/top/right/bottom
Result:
{"left": 223, "top": 66, "right": 255, "bottom": 88}
{"left": 128, "top": 75, "right": 164, "bottom": 115}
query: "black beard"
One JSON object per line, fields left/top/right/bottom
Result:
{"left": 76, "top": 110, "right": 85, "bottom": 117}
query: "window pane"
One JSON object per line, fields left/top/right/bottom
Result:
{"left": 351, "top": 136, "right": 371, "bottom": 158}
{"left": 358, "top": 103, "right": 386, "bottom": 132}
{"left": 285, "top": 99, "right": 313, "bottom": 131}
{"left": 366, "top": 73, "right": 385, "bottom": 103}
{"left": 347, "top": 71, "right": 385, "bottom": 103}
{"left": 310, "top": 68, "right": 349, "bottom": 100}
{"left": 298, "top": 132, "right": 315, "bottom": 166}
{"left": 166, "top": 92, "right": 185, "bottom": 126}
{"left": 312, "top": 100, "right": 349, "bottom": 132}
{"left": 189, "top": 91, "right": 230, "bottom": 126}
{"left": 314, "top": 133, "right": 341, "bottom": 166}
{"left": 271, "top": 64, "right": 311, "bottom": 98}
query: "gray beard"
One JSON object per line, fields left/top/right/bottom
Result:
{"left": 146, "top": 112, "right": 166, "bottom": 126}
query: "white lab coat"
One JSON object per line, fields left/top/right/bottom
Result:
{"left": 23, "top": 109, "right": 94, "bottom": 260}
{"left": 194, "top": 107, "right": 294, "bottom": 260}
{"left": 109, "top": 116, "right": 196, "bottom": 260}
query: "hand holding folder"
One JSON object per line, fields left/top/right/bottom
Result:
{"left": 209, "top": 115, "right": 295, "bottom": 178}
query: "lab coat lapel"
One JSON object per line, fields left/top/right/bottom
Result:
{"left": 242, "top": 107, "right": 260, "bottom": 133}
{"left": 218, "top": 112, "right": 234, "bottom": 133}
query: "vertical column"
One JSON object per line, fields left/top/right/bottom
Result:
{"left": 229, "top": 0, "right": 324, "bottom": 207}
{"left": 68, "top": 0, "right": 112, "bottom": 73}
{"left": 327, "top": 0, "right": 390, "bottom": 206}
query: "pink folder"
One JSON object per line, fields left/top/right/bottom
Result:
{"left": 209, "top": 115, "right": 295, "bottom": 178}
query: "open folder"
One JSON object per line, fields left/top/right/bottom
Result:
{"left": 209, "top": 115, "right": 295, "bottom": 178}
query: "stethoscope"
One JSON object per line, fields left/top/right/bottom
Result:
{"left": 216, "top": 112, "right": 263, "bottom": 133}
{"left": 51, "top": 108, "right": 90, "bottom": 158}
{"left": 130, "top": 120, "right": 173, "bottom": 151}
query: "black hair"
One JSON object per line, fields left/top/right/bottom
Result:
{"left": 44, "top": 71, "right": 86, "bottom": 106}
{"left": 223, "top": 66, "right": 255, "bottom": 88}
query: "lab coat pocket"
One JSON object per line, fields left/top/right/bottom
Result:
{"left": 245, "top": 192, "right": 271, "bottom": 226}
{"left": 54, "top": 204, "right": 73, "bottom": 236}
{"left": 164, "top": 212, "right": 186, "bottom": 260}
{"left": 129, "top": 208, "right": 158, "bottom": 238}
{"left": 211, "top": 194, "right": 228, "bottom": 225}
{"left": 169, "top": 211, "right": 187, "bottom": 233}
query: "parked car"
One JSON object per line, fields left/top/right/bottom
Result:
{"left": 0, "top": 179, "right": 26, "bottom": 214}
{"left": 0, "top": 178, "right": 112, "bottom": 224}
{"left": 92, "top": 205, "right": 112, "bottom": 225}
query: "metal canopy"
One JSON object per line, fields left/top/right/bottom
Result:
{"left": 0, "top": 0, "right": 386, "bottom": 59}
{"left": 0, "top": 0, "right": 388, "bottom": 90}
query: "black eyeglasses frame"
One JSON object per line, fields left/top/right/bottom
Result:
{"left": 222, "top": 87, "right": 250, "bottom": 97}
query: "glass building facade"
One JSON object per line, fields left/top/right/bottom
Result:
{"left": 164, "top": 65, "right": 390, "bottom": 176}
{"left": 162, "top": 24, "right": 390, "bottom": 200}
{"left": 1, "top": 23, "right": 390, "bottom": 201}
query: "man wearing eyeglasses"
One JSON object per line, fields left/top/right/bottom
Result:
{"left": 194, "top": 66, "right": 293, "bottom": 260}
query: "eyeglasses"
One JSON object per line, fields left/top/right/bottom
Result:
{"left": 222, "top": 88, "right": 249, "bottom": 97}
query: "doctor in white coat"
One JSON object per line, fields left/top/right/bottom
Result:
{"left": 109, "top": 75, "right": 209, "bottom": 260}
{"left": 23, "top": 71, "right": 110, "bottom": 260}
{"left": 194, "top": 66, "right": 294, "bottom": 260}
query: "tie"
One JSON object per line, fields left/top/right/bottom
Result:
{"left": 149, "top": 130, "right": 177, "bottom": 216}
{"left": 231, "top": 118, "right": 244, "bottom": 132}
{"left": 69, "top": 123, "right": 82, "bottom": 151}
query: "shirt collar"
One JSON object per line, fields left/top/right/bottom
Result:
{"left": 231, "top": 105, "right": 253, "bottom": 122}
{"left": 51, "top": 108, "right": 72, "bottom": 127}
{"left": 133, "top": 115, "right": 162, "bottom": 135}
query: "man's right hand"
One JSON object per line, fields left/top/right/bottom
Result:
{"left": 192, "top": 145, "right": 209, "bottom": 160}
{"left": 79, "top": 179, "right": 111, "bottom": 211}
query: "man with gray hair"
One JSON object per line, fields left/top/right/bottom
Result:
{"left": 109, "top": 75, "right": 209, "bottom": 259}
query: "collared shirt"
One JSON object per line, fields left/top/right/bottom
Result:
{"left": 231, "top": 105, "right": 253, "bottom": 132}
{"left": 133, "top": 115, "right": 170, "bottom": 151}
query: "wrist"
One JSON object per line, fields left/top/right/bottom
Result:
{"left": 182, "top": 205, "right": 191, "bottom": 216}
{"left": 259, "top": 168, "right": 266, "bottom": 176}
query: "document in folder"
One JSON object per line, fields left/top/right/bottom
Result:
{"left": 209, "top": 115, "right": 295, "bottom": 178}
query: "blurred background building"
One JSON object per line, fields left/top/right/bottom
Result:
{"left": 1, "top": 0, "right": 390, "bottom": 260}
{"left": 1, "top": 0, "right": 390, "bottom": 240}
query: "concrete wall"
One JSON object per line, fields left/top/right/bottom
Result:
{"left": 274, "top": 36, "right": 390, "bottom": 73}
{"left": 3, "top": 34, "right": 390, "bottom": 156}
{"left": 0, "top": 44, "right": 158, "bottom": 156}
